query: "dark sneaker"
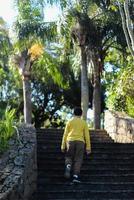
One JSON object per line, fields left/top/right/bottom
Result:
{"left": 64, "top": 164, "right": 71, "bottom": 179}
{"left": 72, "top": 175, "right": 81, "bottom": 183}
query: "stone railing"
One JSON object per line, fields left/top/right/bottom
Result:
{"left": 0, "top": 124, "right": 37, "bottom": 200}
{"left": 104, "top": 110, "right": 134, "bottom": 143}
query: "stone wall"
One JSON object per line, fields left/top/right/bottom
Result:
{"left": 104, "top": 110, "right": 134, "bottom": 143}
{"left": 0, "top": 124, "right": 37, "bottom": 200}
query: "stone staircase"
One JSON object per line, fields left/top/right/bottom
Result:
{"left": 36, "top": 128, "right": 134, "bottom": 200}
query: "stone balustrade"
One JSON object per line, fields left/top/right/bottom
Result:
{"left": 0, "top": 124, "right": 37, "bottom": 200}
{"left": 104, "top": 110, "right": 134, "bottom": 143}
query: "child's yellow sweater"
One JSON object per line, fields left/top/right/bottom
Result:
{"left": 61, "top": 117, "right": 91, "bottom": 150}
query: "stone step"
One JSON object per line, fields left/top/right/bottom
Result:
{"left": 37, "top": 130, "right": 108, "bottom": 135}
{"left": 37, "top": 144, "right": 134, "bottom": 151}
{"left": 37, "top": 133, "right": 111, "bottom": 137}
{"left": 37, "top": 158, "right": 134, "bottom": 164}
{"left": 37, "top": 161, "right": 134, "bottom": 167}
{"left": 38, "top": 182, "right": 134, "bottom": 191}
{"left": 37, "top": 161, "right": 134, "bottom": 168}
{"left": 37, "top": 129, "right": 107, "bottom": 134}
{"left": 37, "top": 153, "right": 134, "bottom": 160}
{"left": 37, "top": 137, "right": 112, "bottom": 142}
{"left": 38, "top": 169, "right": 134, "bottom": 176}
{"left": 37, "top": 129, "right": 113, "bottom": 142}
{"left": 36, "top": 198, "right": 134, "bottom": 200}
{"left": 36, "top": 190, "right": 134, "bottom": 199}
{"left": 37, "top": 139, "right": 113, "bottom": 144}
{"left": 37, "top": 148, "right": 134, "bottom": 153}
{"left": 38, "top": 174, "right": 134, "bottom": 183}
{"left": 38, "top": 165, "right": 134, "bottom": 171}
{"left": 37, "top": 133, "right": 113, "bottom": 137}
{"left": 37, "top": 131, "right": 109, "bottom": 138}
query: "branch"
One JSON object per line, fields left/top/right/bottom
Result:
{"left": 124, "top": 0, "right": 134, "bottom": 51}
{"left": 118, "top": 1, "right": 134, "bottom": 57}
{"left": 102, "top": 36, "right": 111, "bottom": 47}
{"left": 103, "top": 41, "right": 115, "bottom": 53}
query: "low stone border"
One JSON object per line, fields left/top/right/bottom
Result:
{"left": 0, "top": 124, "right": 37, "bottom": 200}
{"left": 104, "top": 110, "right": 134, "bottom": 143}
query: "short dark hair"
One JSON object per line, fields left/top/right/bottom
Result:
{"left": 74, "top": 107, "right": 82, "bottom": 116}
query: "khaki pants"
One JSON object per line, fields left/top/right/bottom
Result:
{"left": 65, "top": 141, "right": 85, "bottom": 175}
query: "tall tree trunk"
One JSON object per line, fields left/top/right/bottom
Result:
{"left": 92, "top": 55, "right": 101, "bottom": 129}
{"left": 80, "top": 46, "right": 89, "bottom": 120}
{"left": 23, "top": 75, "right": 32, "bottom": 124}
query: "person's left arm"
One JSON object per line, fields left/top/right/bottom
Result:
{"left": 61, "top": 121, "right": 70, "bottom": 152}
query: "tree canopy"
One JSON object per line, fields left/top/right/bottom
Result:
{"left": 0, "top": 0, "right": 133, "bottom": 127}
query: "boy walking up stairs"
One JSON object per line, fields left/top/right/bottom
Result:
{"left": 61, "top": 107, "right": 91, "bottom": 183}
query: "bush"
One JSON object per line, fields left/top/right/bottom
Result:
{"left": 0, "top": 107, "right": 16, "bottom": 153}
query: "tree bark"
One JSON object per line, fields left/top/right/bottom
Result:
{"left": 80, "top": 46, "right": 89, "bottom": 120}
{"left": 92, "top": 55, "right": 101, "bottom": 129}
{"left": 23, "top": 76, "right": 32, "bottom": 124}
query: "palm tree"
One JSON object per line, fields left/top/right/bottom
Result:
{"left": 56, "top": 0, "right": 127, "bottom": 128}
{"left": 71, "top": 11, "right": 101, "bottom": 126}
{"left": 13, "top": 0, "right": 45, "bottom": 124}
{"left": 71, "top": 22, "right": 89, "bottom": 120}
{"left": 13, "top": 0, "right": 63, "bottom": 124}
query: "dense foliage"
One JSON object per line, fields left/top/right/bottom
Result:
{"left": 106, "top": 54, "right": 134, "bottom": 117}
{"left": 0, "top": 0, "right": 133, "bottom": 129}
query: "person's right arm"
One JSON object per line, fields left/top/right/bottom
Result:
{"left": 84, "top": 122, "right": 91, "bottom": 154}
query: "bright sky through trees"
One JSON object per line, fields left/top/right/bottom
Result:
{"left": 0, "top": 0, "right": 61, "bottom": 27}
{"left": 0, "top": 0, "right": 16, "bottom": 26}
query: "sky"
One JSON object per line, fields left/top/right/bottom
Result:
{"left": 0, "top": 0, "right": 16, "bottom": 26}
{"left": 0, "top": 0, "right": 61, "bottom": 27}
